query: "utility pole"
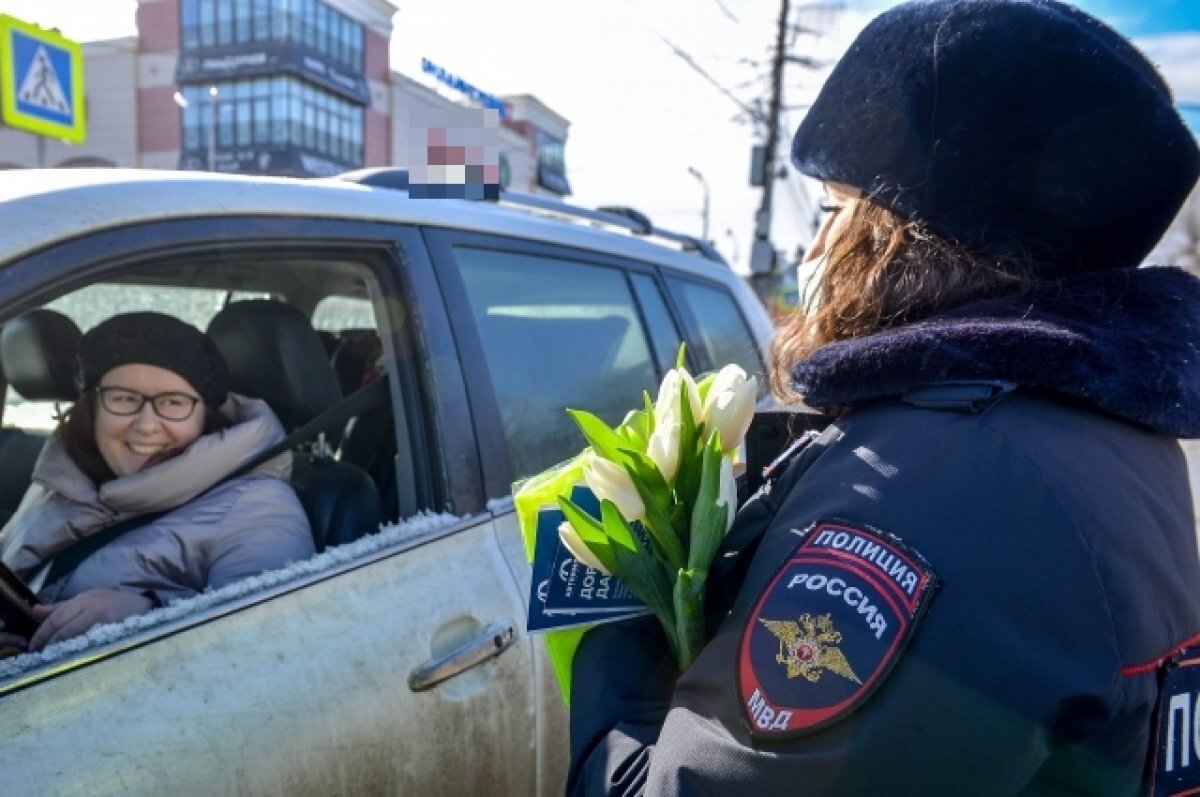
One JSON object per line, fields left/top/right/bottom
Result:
{"left": 748, "top": 0, "right": 789, "bottom": 306}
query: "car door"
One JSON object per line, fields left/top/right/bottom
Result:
{"left": 0, "top": 215, "right": 545, "bottom": 796}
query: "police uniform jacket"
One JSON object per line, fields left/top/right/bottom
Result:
{"left": 568, "top": 266, "right": 1200, "bottom": 796}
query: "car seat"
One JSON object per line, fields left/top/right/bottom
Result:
{"left": 328, "top": 329, "right": 396, "bottom": 510}
{"left": 207, "top": 300, "right": 384, "bottom": 552}
{"left": 0, "top": 309, "right": 83, "bottom": 523}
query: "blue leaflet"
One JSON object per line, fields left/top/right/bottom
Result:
{"left": 526, "top": 485, "right": 648, "bottom": 632}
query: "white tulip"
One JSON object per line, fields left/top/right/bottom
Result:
{"left": 646, "top": 408, "right": 682, "bottom": 482}
{"left": 655, "top": 367, "right": 702, "bottom": 427}
{"left": 558, "top": 520, "right": 611, "bottom": 574}
{"left": 701, "top": 366, "right": 758, "bottom": 453}
{"left": 716, "top": 455, "right": 737, "bottom": 532}
{"left": 583, "top": 453, "right": 645, "bottom": 521}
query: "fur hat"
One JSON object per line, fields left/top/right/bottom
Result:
{"left": 75, "top": 311, "right": 229, "bottom": 407}
{"left": 791, "top": 0, "right": 1200, "bottom": 275}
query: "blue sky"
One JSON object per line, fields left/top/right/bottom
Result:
{"left": 1060, "top": 0, "right": 1200, "bottom": 129}
{"left": 1074, "top": 0, "right": 1199, "bottom": 36}
{"left": 841, "top": 0, "right": 1200, "bottom": 133}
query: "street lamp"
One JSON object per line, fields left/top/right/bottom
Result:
{"left": 172, "top": 86, "right": 219, "bottom": 171}
{"left": 687, "top": 166, "right": 710, "bottom": 242}
{"left": 207, "top": 86, "right": 219, "bottom": 171}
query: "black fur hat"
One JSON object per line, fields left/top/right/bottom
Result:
{"left": 791, "top": 0, "right": 1200, "bottom": 275}
{"left": 75, "top": 311, "right": 229, "bottom": 407}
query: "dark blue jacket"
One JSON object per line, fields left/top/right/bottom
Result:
{"left": 568, "top": 267, "right": 1200, "bottom": 796}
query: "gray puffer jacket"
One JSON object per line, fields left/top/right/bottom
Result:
{"left": 0, "top": 394, "right": 315, "bottom": 604}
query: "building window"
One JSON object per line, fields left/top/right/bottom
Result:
{"left": 234, "top": 0, "right": 252, "bottom": 43}
{"left": 182, "top": 0, "right": 200, "bottom": 49}
{"left": 216, "top": 0, "right": 233, "bottom": 45}
{"left": 253, "top": 0, "right": 270, "bottom": 41}
{"left": 536, "top": 131, "right": 571, "bottom": 194}
{"left": 181, "top": 0, "right": 362, "bottom": 69}
{"left": 538, "top": 132, "right": 565, "bottom": 175}
{"left": 198, "top": 0, "right": 215, "bottom": 47}
{"left": 179, "top": 76, "right": 364, "bottom": 168}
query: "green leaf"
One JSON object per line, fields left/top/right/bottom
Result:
{"left": 618, "top": 446, "right": 669, "bottom": 499}
{"left": 678, "top": 376, "right": 700, "bottom": 469}
{"left": 669, "top": 502, "right": 688, "bottom": 545}
{"left": 558, "top": 496, "right": 620, "bottom": 574}
{"left": 619, "top": 408, "right": 651, "bottom": 450}
{"left": 675, "top": 341, "right": 687, "bottom": 370}
{"left": 596, "top": 498, "right": 639, "bottom": 552}
{"left": 568, "top": 409, "right": 630, "bottom": 466}
{"left": 674, "top": 443, "right": 703, "bottom": 514}
{"left": 605, "top": 508, "right": 680, "bottom": 662}
{"left": 625, "top": 464, "right": 686, "bottom": 571}
{"left": 696, "top": 371, "right": 716, "bottom": 409}
{"left": 687, "top": 434, "right": 728, "bottom": 572}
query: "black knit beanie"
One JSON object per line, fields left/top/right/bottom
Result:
{"left": 75, "top": 311, "right": 229, "bottom": 407}
{"left": 791, "top": 0, "right": 1200, "bottom": 275}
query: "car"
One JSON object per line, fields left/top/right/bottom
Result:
{"left": 0, "top": 167, "right": 774, "bottom": 796}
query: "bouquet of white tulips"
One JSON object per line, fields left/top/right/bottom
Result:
{"left": 515, "top": 347, "right": 758, "bottom": 673}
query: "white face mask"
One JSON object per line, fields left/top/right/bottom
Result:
{"left": 796, "top": 252, "right": 827, "bottom": 313}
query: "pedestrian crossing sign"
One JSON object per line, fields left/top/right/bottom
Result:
{"left": 0, "top": 14, "right": 86, "bottom": 143}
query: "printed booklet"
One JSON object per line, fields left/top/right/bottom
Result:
{"left": 525, "top": 485, "right": 648, "bottom": 633}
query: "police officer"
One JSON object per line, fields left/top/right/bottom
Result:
{"left": 567, "top": 1, "right": 1200, "bottom": 795}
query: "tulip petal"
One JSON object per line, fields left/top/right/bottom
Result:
{"left": 558, "top": 520, "right": 612, "bottom": 575}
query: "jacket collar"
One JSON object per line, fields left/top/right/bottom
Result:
{"left": 791, "top": 266, "right": 1200, "bottom": 437}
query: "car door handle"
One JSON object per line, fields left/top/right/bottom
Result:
{"left": 408, "top": 620, "right": 517, "bottom": 692}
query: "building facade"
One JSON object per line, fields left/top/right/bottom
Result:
{"left": 0, "top": 0, "right": 571, "bottom": 195}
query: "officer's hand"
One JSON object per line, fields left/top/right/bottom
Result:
{"left": 28, "top": 589, "right": 154, "bottom": 651}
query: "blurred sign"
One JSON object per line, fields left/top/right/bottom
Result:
{"left": 176, "top": 45, "right": 369, "bottom": 105}
{"left": 0, "top": 14, "right": 86, "bottom": 142}
{"left": 421, "top": 58, "right": 506, "bottom": 117}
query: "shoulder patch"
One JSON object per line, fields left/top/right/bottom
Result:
{"left": 737, "top": 519, "right": 938, "bottom": 739}
{"left": 1152, "top": 645, "right": 1200, "bottom": 796}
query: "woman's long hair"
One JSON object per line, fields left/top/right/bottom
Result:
{"left": 55, "top": 391, "right": 233, "bottom": 486}
{"left": 770, "top": 196, "right": 1038, "bottom": 403}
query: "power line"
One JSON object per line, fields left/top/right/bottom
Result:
{"left": 652, "top": 32, "right": 766, "bottom": 126}
{"left": 712, "top": 0, "right": 740, "bottom": 22}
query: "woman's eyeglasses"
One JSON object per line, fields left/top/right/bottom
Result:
{"left": 96, "top": 386, "right": 202, "bottom": 421}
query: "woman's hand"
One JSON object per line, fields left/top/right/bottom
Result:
{"left": 0, "top": 620, "right": 28, "bottom": 656}
{"left": 28, "top": 590, "right": 154, "bottom": 651}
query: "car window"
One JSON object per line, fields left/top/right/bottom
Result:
{"left": 453, "top": 246, "right": 660, "bottom": 480}
{"left": 667, "top": 276, "right": 764, "bottom": 380}
{"left": 4, "top": 286, "right": 273, "bottom": 431}
{"left": 48, "top": 284, "right": 272, "bottom": 332}
{"left": 630, "top": 273, "right": 683, "bottom": 373}
{"left": 312, "top": 295, "right": 375, "bottom": 330}
{"left": 1, "top": 255, "right": 407, "bottom": 525}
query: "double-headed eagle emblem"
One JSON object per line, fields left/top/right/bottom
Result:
{"left": 760, "top": 612, "right": 861, "bottom": 684}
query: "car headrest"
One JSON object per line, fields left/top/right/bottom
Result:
{"left": 206, "top": 300, "right": 343, "bottom": 432}
{"left": 0, "top": 309, "right": 83, "bottom": 401}
{"left": 330, "top": 329, "right": 382, "bottom": 397}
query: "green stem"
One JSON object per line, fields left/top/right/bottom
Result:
{"left": 672, "top": 568, "right": 707, "bottom": 670}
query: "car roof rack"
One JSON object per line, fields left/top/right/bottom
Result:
{"left": 335, "top": 167, "right": 728, "bottom": 267}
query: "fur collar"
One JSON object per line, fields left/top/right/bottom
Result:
{"left": 791, "top": 266, "right": 1200, "bottom": 437}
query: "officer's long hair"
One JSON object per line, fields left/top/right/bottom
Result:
{"left": 771, "top": 194, "right": 1037, "bottom": 403}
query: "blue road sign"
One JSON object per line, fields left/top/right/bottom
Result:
{"left": 0, "top": 14, "right": 86, "bottom": 142}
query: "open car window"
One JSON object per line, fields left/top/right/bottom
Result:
{"left": 0, "top": 241, "right": 452, "bottom": 677}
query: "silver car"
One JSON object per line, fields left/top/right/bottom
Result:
{"left": 0, "top": 168, "right": 774, "bottom": 796}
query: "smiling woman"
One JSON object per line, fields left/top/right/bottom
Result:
{"left": 0, "top": 311, "right": 314, "bottom": 652}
